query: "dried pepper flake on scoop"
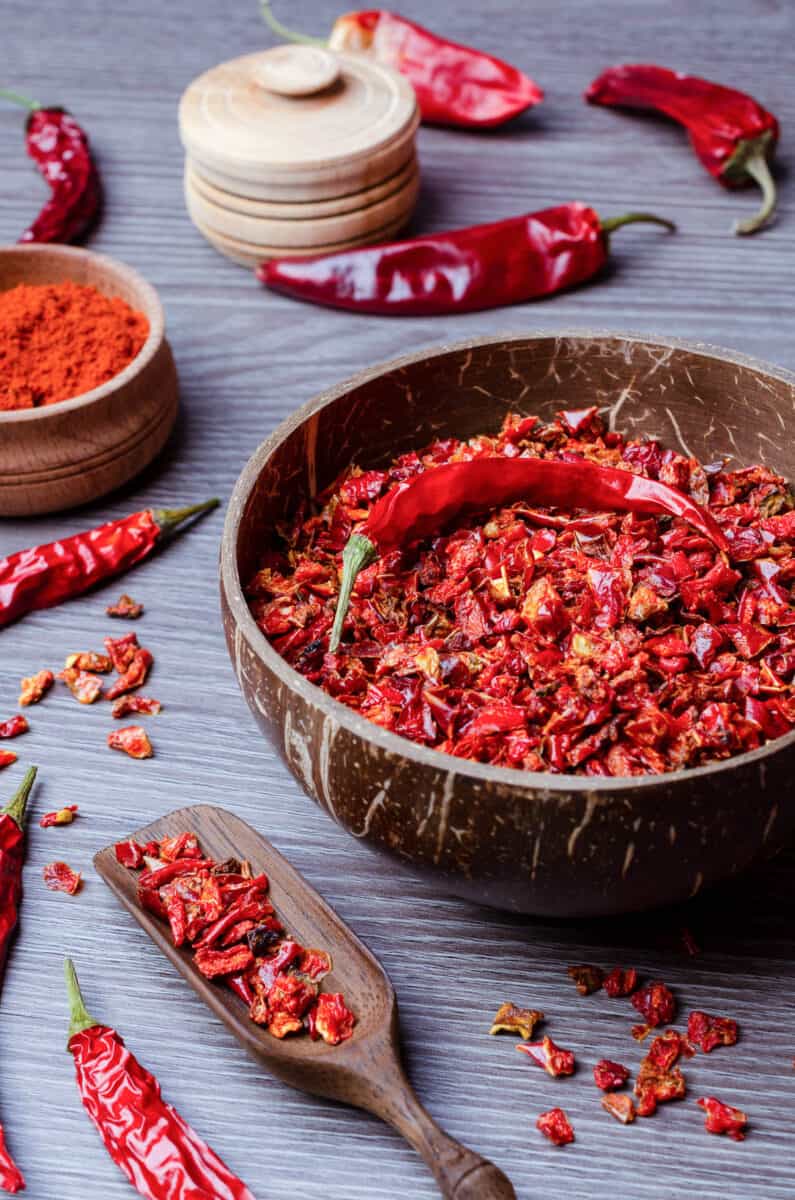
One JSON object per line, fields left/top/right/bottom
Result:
{"left": 489, "top": 1002, "right": 544, "bottom": 1039}
{"left": 107, "top": 726, "right": 153, "bottom": 759}
{"left": 536, "top": 1108, "right": 574, "bottom": 1146}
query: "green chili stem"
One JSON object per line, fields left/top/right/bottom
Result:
{"left": 734, "top": 152, "right": 777, "bottom": 236}
{"left": 260, "top": 1, "right": 327, "bottom": 47}
{"left": 153, "top": 498, "right": 220, "bottom": 539}
{"left": 0, "top": 88, "right": 40, "bottom": 111}
{"left": 64, "top": 959, "right": 100, "bottom": 1045}
{"left": 600, "top": 212, "right": 676, "bottom": 235}
{"left": 329, "top": 533, "right": 377, "bottom": 653}
{"left": 1, "top": 766, "right": 37, "bottom": 831}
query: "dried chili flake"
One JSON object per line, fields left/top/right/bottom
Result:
{"left": 106, "top": 593, "right": 144, "bottom": 618}
{"left": 104, "top": 632, "right": 139, "bottom": 673}
{"left": 0, "top": 716, "right": 28, "bottom": 739}
{"left": 687, "top": 1010, "right": 739, "bottom": 1053}
{"left": 64, "top": 651, "right": 112, "bottom": 673}
{"left": 604, "top": 967, "right": 638, "bottom": 997}
{"left": 43, "top": 861, "right": 82, "bottom": 894}
{"left": 267, "top": 970, "right": 317, "bottom": 1034}
{"left": 602, "top": 1094, "right": 636, "bottom": 1124}
{"left": 517, "top": 1035, "right": 575, "bottom": 1077}
{"left": 159, "top": 832, "right": 202, "bottom": 862}
{"left": 299, "top": 948, "right": 332, "bottom": 980}
{"left": 58, "top": 667, "right": 103, "bottom": 704}
{"left": 111, "top": 694, "right": 161, "bottom": 718}
{"left": 634, "top": 1059, "right": 686, "bottom": 1117}
{"left": 194, "top": 944, "right": 254, "bottom": 979}
{"left": 39, "top": 805, "right": 78, "bottom": 828}
{"left": 645, "top": 1029, "right": 694, "bottom": 1071}
{"left": 567, "top": 964, "right": 604, "bottom": 995}
{"left": 0, "top": 751, "right": 17, "bottom": 771}
{"left": 536, "top": 1108, "right": 574, "bottom": 1147}
{"left": 489, "top": 1002, "right": 544, "bottom": 1039}
{"left": 114, "top": 840, "right": 146, "bottom": 869}
{"left": 631, "top": 980, "right": 676, "bottom": 1028}
{"left": 306, "top": 992, "right": 356, "bottom": 1045}
{"left": 593, "top": 1059, "right": 630, "bottom": 1091}
{"left": 107, "top": 725, "right": 153, "bottom": 759}
{"left": 632, "top": 1024, "right": 651, "bottom": 1042}
{"left": 697, "top": 1096, "right": 748, "bottom": 1141}
{"left": 19, "top": 669, "right": 53, "bottom": 706}
{"left": 106, "top": 648, "right": 153, "bottom": 700}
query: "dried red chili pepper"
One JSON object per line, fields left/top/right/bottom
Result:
{"left": 64, "top": 959, "right": 256, "bottom": 1199}
{"left": 159, "top": 833, "right": 203, "bottom": 863}
{"left": 111, "top": 695, "right": 161, "bottom": 719}
{"left": 105, "top": 648, "right": 153, "bottom": 701}
{"left": 697, "top": 1096, "right": 748, "bottom": 1141}
{"left": 0, "top": 755, "right": 16, "bottom": 773}
{"left": 106, "top": 593, "right": 144, "bottom": 619}
{"left": 43, "top": 861, "right": 81, "bottom": 895}
{"left": 0, "top": 767, "right": 37, "bottom": 982}
{"left": 601, "top": 1094, "right": 636, "bottom": 1125}
{"left": 0, "top": 500, "right": 218, "bottom": 629}
{"left": 645, "top": 1029, "right": 693, "bottom": 1071}
{"left": 586, "top": 65, "right": 779, "bottom": 235}
{"left": 260, "top": 204, "right": 674, "bottom": 317}
{"left": 18, "top": 670, "right": 53, "bottom": 707}
{"left": 517, "top": 1035, "right": 575, "bottom": 1077}
{"left": 306, "top": 992, "right": 356, "bottom": 1045}
{"left": 107, "top": 726, "right": 153, "bottom": 760}
{"left": 593, "top": 1059, "right": 630, "bottom": 1091}
{"left": 64, "top": 652, "right": 112, "bottom": 674}
{"left": 58, "top": 667, "right": 103, "bottom": 704}
{"left": 631, "top": 980, "right": 676, "bottom": 1028}
{"left": 261, "top": 3, "right": 543, "bottom": 127}
{"left": 115, "top": 840, "right": 146, "bottom": 869}
{"left": 0, "top": 89, "right": 100, "bottom": 244}
{"left": 39, "top": 805, "right": 78, "bottom": 828}
{"left": 330, "top": 455, "right": 729, "bottom": 649}
{"left": 687, "top": 1010, "right": 739, "bottom": 1054}
{"left": 0, "top": 1121, "right": 24, "bottom": 1194}
{"left": 105, "top": 633, "right": 140, "bottom": 675}
{"left": 0, "top": 718, "right": 27, "bottom": 741}
{"left": 489, "top": 1002, "right": 544, "bottom": 1039}
{"left": 567, "top": 964, "right": 604, "bottom": 995}
{"left": 536, "top": 1108, "right": 574, "bottom": 1146}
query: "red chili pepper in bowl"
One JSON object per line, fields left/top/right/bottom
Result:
{"left": 0, "top": 499, "right": 218, "bottom": 629}
{"left": 260, "top": 3, "right": 543, "bottom": 127}
{"left": 586, "top": 65, "right": 779, "bottom": 235}
{"left": 0, "top": 88, "right": 101, "bottom": 244}
{"left": 64, "top": 959, "right": 256, "bottom": 1200}
{"left": 260, "top": 202, "right": 674, "bottom": 315}
{"left": 329, "top": 456, "right": 730, "bottom": 650}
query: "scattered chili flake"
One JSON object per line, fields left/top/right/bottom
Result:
{"left": 536, "top": 1108, "right": 574, "bottom": 1147}
{"left": 567, "top": 964, "right": 604, "bottom": 995}
{"left": 645, "top": 1029, "right": 694, "bottom": 1071}
{"left": 18, "top": 669, "right": 53, "bottom": 706}
{"left": 593, "top": 1059, "right": 630, "bottom": 1091}
{"left": 106, "top": 648, "right": 153, "bottom": 700}
{"left": 604, "top": 967, "right": 638, "bottom": 998}
{"left": 634, "top": 1059, "right": 686, "bottom": 1117}
{"left": 159, "top": 832, "right": 202, "bottom": 862}
{"left": 517, "top": 1035, "right": 575, "bottom": 1077}
{"left": 104, "top": 632, "right": 139, "bottom": 673}
{"left": 0, "top": 716, "right": 28, "bottom": 739}
{"left": 687, "top": 1010, "right": 739, "bottom": 1053}
{"left": 602, "top": 1094, "right": 636, "bottom": 1124}
{"left": 114, "top": 840, "right": 145, "bottom": 869}
{"left": 58, "top": 667, "right": 103, "bottom": 704}
{"left": 64, "top": 651, "right": 112, "bottom": 673}
{"left": 0, "top": 751, "right": 17, "bottom": 770}
{"left": 697, "top": 1096, "right": 748, "bottom": 1141}
{"left": 43, "top": 861, "right": 82, "bottom": 894}
{"left": 111, "top": 695, "right": 161, "bottom": 718}
{"left": 489, "top": 1002, "right": 544, "bottom": 1039}
{"left": 631, "top": 981, "right": 676, "bottom": 1028}
{"left": 39, "top": 805, "right": 78, "bottom": 828}
{"left": 632, "top": 1024, "right": 651, "bottom": 1042}
{"left": 107, "top": 725, "right": 153, "bottom": 759}
{"left": 106, "top": 593, "right": 144, "bottom": 618}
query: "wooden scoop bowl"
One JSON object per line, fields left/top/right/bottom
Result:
{"left": 95, "top": 804, "right": 515, "bottom": 1200}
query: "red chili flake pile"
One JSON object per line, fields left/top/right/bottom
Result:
{"left": 567, "top": 964, "right": 604, "bottom": 995}
{"left": 249, "top": 408, "right": 795, "bottom": 776}
{"left": 107, "top": 726, "right": 153, "bottom": 759}
{"left": 489, "top": 1002, "right": 544, "bottom": 1039}
{"left": 43, "top": 861, "right": 82, "bottom": 895}
{"left": 593, "top": 1059, "right": 630, "bottom": 1091}
{"left": 0, "top": 751, "right": 17, "bottom": 771}
{"left": 118, "top": 831, "right": 356, "bottom": 1045}
{"left": 602, "top": 1094, "right": 636, "bottom": 1124}
{"left": 698, "top": 1096, "right": 748, "bottom": 1141}
{"left": 40, "top": 805, "right": 78, "bottom": 828}
{"left": 0, "top": 716, "right": 28, "bottom": 739}
{"left": 106, "top": 593, "right": 144, "bottom": 618}
{"left": 19, "top": 669, "right": 53, "bottom": 707}
{"left": 536, "top": 1107, "right": 574, "bottom": 1146}
{"left": 517, "top": 1035, "right": 575, "bottom": 1077}
{"left": 687, "top": 1010, "right": 739, "bottom": 1053}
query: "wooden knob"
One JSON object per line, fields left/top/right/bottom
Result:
{"left": 256, "top": 45, "right": 340, "bottom": 96}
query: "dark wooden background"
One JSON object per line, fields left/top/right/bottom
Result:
{"left": 2, "top": 1, "right": 794, "bottom": 1196}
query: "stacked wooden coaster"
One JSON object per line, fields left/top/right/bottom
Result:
{"left": 179, "top": 45, "right": 420, "bottom": 268}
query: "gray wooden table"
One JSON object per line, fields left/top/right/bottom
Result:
{"left": 2, "top": 1, "right": 794, "bottom": 1196}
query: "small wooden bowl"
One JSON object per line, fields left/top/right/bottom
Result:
{"left": 0, "top": 244, "right": 178, "bottom": 516}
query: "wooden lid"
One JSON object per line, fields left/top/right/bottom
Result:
{"left": 179, "top": 46, "right": 418, "bottom": 190}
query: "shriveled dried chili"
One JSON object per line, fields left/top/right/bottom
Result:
{"left": 64, "top": 960, "right": 256, "bottom": 1199}
{"left": 261, "top": 3, "right": 543, "bottom": 127}
{"left": 586, "top": 65, "right": 779, "bottom": 235}
{"left": 0, "top": 1122, "right": 24, "bottom": 1194}
{"left": 0, "top": 500, "right": 218, "bottom": 629}
{"left": 260, "top": 204, "right": 674, "bottom": 316}
{"left": 0, "top": 768, "right": 37, "bottom": 984}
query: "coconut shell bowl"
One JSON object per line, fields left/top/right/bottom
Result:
{"left": 221, "top": 332, "right": 795, "bottom": 918}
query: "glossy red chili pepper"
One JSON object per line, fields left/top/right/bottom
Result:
{"left": 0, "top": 499, "right": 218, "bottom": 630}
{"left": 259, "top": 203, "right": 674, "bottom": 316}
{"left": 261, "top": 4, "right": 543, "bottom": 127}
{"left": 329, "top": 456, "right": 730, "bottom": 650}
{"left": 0, "top": 719, "right": 27, "bottom": 741}
{"left": 0, "top": 89, "right": 101, "bottom": 244}
{"left": 0, "top": 1123, "right": 24, "bottom": 1194}
{"left": 0, "top": 768, "right": 37, "bottom": 985}
{"left": 586, "top": 65, "right": 779, "bottom": 235}
{"left": 64, "top": 960, "right": 255, "bottom": 1200}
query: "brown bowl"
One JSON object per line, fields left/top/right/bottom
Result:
{"left": 221, "top": 332, "right": 795, "bottom": 917}
{"left": 0, "top": 244, "right": 178, "bottom": 516}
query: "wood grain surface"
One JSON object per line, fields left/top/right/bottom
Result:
{"left": 0, "top": 1, "right": 793, "bottom": 1198}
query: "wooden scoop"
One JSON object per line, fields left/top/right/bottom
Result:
{"left": 95, "top": 804, "right": 516, "bottom": 1200}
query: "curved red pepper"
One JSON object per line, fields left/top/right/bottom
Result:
{"left": 586, "top": 65, "right": 779, "bottom": 235}
{"left": 260, "top": 204, "right": 674, "bottom": 316}
{"left": 329, "top": 458, "right": 730, "bottom": 650}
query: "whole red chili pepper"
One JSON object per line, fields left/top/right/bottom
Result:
{"left": 329, "top": 457, "right": 730, "bottom": 649}
{"left": 260, "top": 3, "right": 543, "bottom": 127}
{"left": 259, "top": 203, "right": 674, "bottom": 316}
{"left": 585, "top": 65, "right": 779, "bottom": 235}
{"left": 64, "top": 959, "right": 255, "bottom": 1200}
{"left": 0, "top": 88, "right": 101, "bottom": 244}
{"left": 0, "top": 499, "right": 218, "bottom": 630}
{"left": 0, "top": 1124, "right": 24, "bottom": 1195}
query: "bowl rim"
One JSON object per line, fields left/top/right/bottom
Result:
{"left": 221, "top": 328, "right": 795, "bottom": 795}
{"left": 0, "top": 243, "right": 165, "bottom": 423}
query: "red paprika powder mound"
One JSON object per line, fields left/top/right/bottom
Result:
{"left": 0, "top": 280, "right": 149, "bottom": 410}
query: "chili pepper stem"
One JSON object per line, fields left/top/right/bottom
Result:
{"left": 330, "top": 533, "right": 377, "bottom": 652}
{"left": 1, "top": 766, "right": 37, "bottom": 831}
{"left": 153, "top": 498, "right": 220, "bottom": 538}
{"left": 260, "top": 1, "right": 327, "bottom": 47}
{"left": 600, "top": 212, "right": 676, "bottom": 235}
{"left": 734, "top": 152, "right": 777, "bottom": 236}
{"left": 0, "top": 87, "right": 40, "bottom": 111}
{"left": 64, "top": 958, "right": 99, "bottom": 1044}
